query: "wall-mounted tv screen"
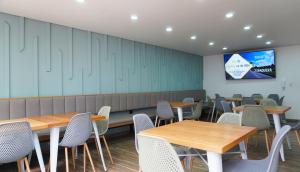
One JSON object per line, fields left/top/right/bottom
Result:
{"left": 224, "top": 49, "right": 276, "bottom": 80}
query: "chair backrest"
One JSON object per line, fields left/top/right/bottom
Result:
{"left": 233, "top": 94, "right": 242, "bottom": 98}
{"left": 241, "top": 105, "right": 270, "bottom": 130}
{"left": 260, "top": 99, "right": 277, "bottom": 106}
{"left": 215, "top": 97, "right": 226, "bottom": 111}
{"left": 133, "top": 114, "right": 155, "bottom": 153}
{"left": 0, "top": 122, "right": 34, "bottom": 163}
{"left": 241, "top": 97, "right": 256, "bottom": 105}
{"left": 251, "top": 94, "right": 263, "bottom": 99}
{"left": 278, "top": 96, "right": 285, "bottom": 106}
{"left": 217, "top": 113, "right": 241, "bottom": 125}
{"left": 221, "top": 101, "right": 233, "bottom": 113}
{"left": 156, "top": 101, "right": 174, "bottom": 120}
{"left": 96, "top": 106, "right": 111, "bottom": 135}
{"left": 182, "top": 97, "right": 194, "bottom": 103}
{"left": 266, "top": 125, "right": 291, "bottom": 172}
{"left": 215, "top": 93, "right": 221, "bottom": 98}
{"left": 137, "top": 135, "right": 184, "bottom": 172}
{"left": 60, "top": 113, "right": 92, "bottom": 147}
{"left": 267, "top": 94, "right": 280, "bottom": 104}
{"left": 191, "top": 101, "right": 203, "bottom": 119}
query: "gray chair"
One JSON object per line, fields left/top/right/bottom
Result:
{"left": 59, "top": 113, "right": 95, "bottom": 172}
{"left": 217, "top": 113, "right": 241, "bottom": 125}
{"left": 260, "top": 99, "right": 277, "bottom": 106}
{"left": 184, "top": 101, "right": 203, "bottom": 120}
{"left": 251, "top": 94, "right": 263, "bottom": 100}
{"left": 133, "top": 114, "right": 188, "bottom": 165}
{"left": 0, "top": 122, "right": 34, "bottom": 171}
{"left": 221, "top": 101, "right": 233, "bottom": 113}
{"left": 291, "top": 121, "right": 300, "bottom": 146}
{"left": 212, "top": 97, "right": 226, "bottom": 122}
{"left": 155, "top": 101, "right": 175, "bottom": 127}
{"left": 278, "top": 96, "right": 285, "bottom": 106}
{"left": 233, "top": 94, "right": 242, "bottom": 98}
{"left": 267, "top": 94, "right": 280, "bottom": 104}
{"left": 137, "top": 135, "right": 185, "bottom": 172}
{"left": 215, "top": 93, "right": 221, "bottom": 98}
{"left": 93, "top": 106, "right": 113, "bottom": 164}
{"left": 241, "top": 97, "right": 256, "bottom": 105}
{"left": 242, "top": 105, "right": 271, "bottom": 153}
{"left": 182, "top": 97, "right": 194, "bottom": 116}
{"left": 223, "top": 125, "right": 291, "bottom": 172}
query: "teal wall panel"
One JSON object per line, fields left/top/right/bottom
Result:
{"left": 0, "top": 12, "right": 203, "bottom": 98}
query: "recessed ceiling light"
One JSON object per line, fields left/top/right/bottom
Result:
{"left": 243, "top": 25, "right": 252, "bottom": 31}
{"left": 190, "top": 35, "right": 197, "bottom": 40}
{"left": 256, "top": 34, "right": 264, "bottom": 39}
{"left": 209, "top": 42, "right": 214, "bottom": 46}
{"left": 166, "top": 27, "right": 173, "bottom": 32}
{"left": 130, "top": 14, "right": 138, "bottom": 21}
{"left": 225, "top": 12, "right": 235, "bottom": 18}
{"left": 265, "top": 41, "right": 272, "bottom": 45}
{"left": 223, "top": 47, "right": 228, "bottom": 50}
{"left": 76, "top": 0, "right": 85, "bottom": 3}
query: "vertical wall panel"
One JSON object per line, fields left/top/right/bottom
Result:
{"left": 0, "top": 12, "right": 203, "bottom": 98}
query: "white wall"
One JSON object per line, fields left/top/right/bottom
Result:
{"left": 203, "top": 45, "right": 300, "bottom": 119}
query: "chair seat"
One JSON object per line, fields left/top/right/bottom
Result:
{"left": 223, "top": 159, "right": 268, "bottom": 172}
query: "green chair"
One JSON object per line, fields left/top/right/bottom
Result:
{"left": 260, "top": 99, "right": 277, "bottom": 106}
{"left": 242, "top": 105, "right": 271, "bottom": 153}
{"left": 184, "top": 102, "right": 203, "bottom": 120}
{"left": 251, "top": 94, "right": 263, "bottom": 100}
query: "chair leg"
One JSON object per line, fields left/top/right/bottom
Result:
{"left": 17, "top": 159, "right": 22, "bottom": 172}
{"left": 65, "top": 148, "right": 69, "bottom": 172}
{"left": 170, "top": 119, "right": 174, "bottom": 124}
{"left": 158, "top": 119, "right": 161, "bottom": 127}
{"left": 84, "top": 143, "right": 96, "bottom": 172}
{"left": 154, "top": 116, "right": 158, "bottom": 127}
{"left": 295, "top": 130, "right": 300, "bottom": 146}
{"left": 102, "top": 135, "right": 114, "bottom": 164}
{"left": 264, "top": 130, "right": 270, "bottom": 153}
{"left": 71, "top": 146, "right": 76, "bottom": 169}
{"left": 83, "top": 145, "right": 86, "bottom": 172}
{"left": 24, "top": 157, "right": 31, "bottom": 172}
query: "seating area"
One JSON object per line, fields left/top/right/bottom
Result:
{"left": 1, "top": 1, "right": 300, "bottom": 172}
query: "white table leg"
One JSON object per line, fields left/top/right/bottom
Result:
{"left": 92, "top": 121, "right": 107, "bottom": 171}
{"left": 231, "top": 101, "right": 236, "bottom": 113}
{"left": 33, "top": 132, "right": 46, "bottom": 172}
{"left": 239, "top": 141, "right": 247, "bottom": 159}
{"left": 273, "top": 114, "right": 285, "bottom": 161}
{"left": 177, "top": 107, "right": 183, "bottom": 121}
{"left": 207, "top": 151, "right": 222, "bottom": 172}
{"left": 50, "top": 127, "right": 60, "bottom": 172}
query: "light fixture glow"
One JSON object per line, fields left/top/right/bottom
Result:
{"left": 265, "top": 41, "right": 272, "bottom": 45}
{"left": 76, "top": 0, "right": 85, "bottom": 3}
{"left": 166, "top": 27, "right": 173, "bottom": 32}
{"left": 243, "top": 25, "right": 252, "bottom": 31}
{"left": 225, "top": 12, "right": 235, "bottom": 18}
{"left": 256, "top": 34, "right": 264, "bottom": 39}
{"left": 209, "top": 42, "right": 214, "bottom": 46}
{"left": 190, "top": 35, "right": 197, "bottom": 40}
{"left": 130, "top": 14, "right": 138, "bottom": 21}
{"left": 223, "top": 47, "right": 228, "bottom": 50}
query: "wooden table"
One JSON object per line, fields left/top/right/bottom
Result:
{"left": 233, "top": 105, "right": 291, "bottom": 161}
{"left": 170, "top": 102, "right": 196, "bottom": 121}
{"left": 139, "top": 120, "right": 256, "bottom": 172}
{"left": 0, "top": 112, "right": 106, "bottom": 172}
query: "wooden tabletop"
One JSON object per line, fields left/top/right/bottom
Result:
{"left": 170, "top": 101, "right": 196, "bottom": 108}
{"left": 233, "top": 106, "right": 291, "bottom": 114}
{"left": 0, "top": 112, "right": 106, "bottom": 131}
{"left": 139, "top": 120, "right": 256, "bottom": 154}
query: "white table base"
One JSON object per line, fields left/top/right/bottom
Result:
{"left": 207, "top": 151, "right": 222, "bottom": 172}
{"left": 50, "top": 127, "right": 60, "bottom": 172}
{"left": 92, "top": 121, "right": 107, "bottom": 171}
{"left": 33, "top": 133, "right": 45, "bottom": 172}
{"left": 177, "top": 107, "right": 184, "bottom": 121}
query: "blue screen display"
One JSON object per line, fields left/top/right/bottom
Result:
{"left": 224, "top": 50, "right": 276, "bottom": 80}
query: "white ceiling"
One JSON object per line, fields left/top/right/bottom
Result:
{"left": 1, "top": 0, "right": 300, "bottom": 56}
